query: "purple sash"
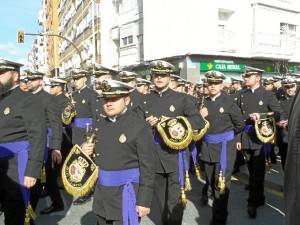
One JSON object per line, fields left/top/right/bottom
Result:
{"left": 244, "top": 125, "right": 271, "bottom": 158}
{"left": 154, "top": 132, "right": 189, "bottom": 188}
{"left": 0, "top": 141, "right": 30, "bottom": 208}
{"left": 190, "top": 141, "right": 197, "bottom": 167}
{"left": 98, "top": 168, "right": 140, "bottom": 225}
{"left": 43, "top": 128, "right": 52, "bottom": 164}
{"left": 203, "top": 130, "right": 234, "bottom": 176}
{"left": 73, "top": 117, "right": 93, "bottom": 129}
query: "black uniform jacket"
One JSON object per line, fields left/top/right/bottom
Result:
{"left": 92, "top": 109, "right": 155, "bottom": 220}
{"left": 277, "top": 94, "right": 294, "bottom": 143}
{"left": 0, "top": 86, "right": 47, "bottom": 186}
{"left": 55, "top": 92, "right": 69, "bottom": 114}
{"left": 200, "top": 93, "right": 245, "bottom": 163}
{"left": 138, "top": 88, "right": 206, "bottom": 173}
{"left": 284, "top": 87, "right": 300, "bottom": 225}
{"left": 129, "top": 89, "right": 144, "bottom": 111}
{"left": 236, "top": 86, "right": 283, "bottom": 149}
{"left": 35, "top": 89, "right": 62, "bottom": 150}
{"left": 92, "top": 95, "right": 106, "bottom": 122}
{"left": 73, "top": 86, "right": 97, "bottom": 145}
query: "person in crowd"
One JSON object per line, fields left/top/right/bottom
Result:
{"left": 137, "top": 60, "right": 207, "bottom": 225}
{"left": 236, "top": 66, "right": 284, "bottom": 219}
{"left": 0, "top": 59, "right": 47, "bottom": 225}
{"left": 81, "top": 79, "right": 156, "bottom": 225}
{"left": 199, "top": 71, "right": 244, "bottom": 225}
{"left": 25, "top": 69, "right": 63, "bottom": 214}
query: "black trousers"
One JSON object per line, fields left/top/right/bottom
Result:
{"left": 277, "top": 142, "right": 288, "bottom": 170}
{"left": 0, "top": 183, "right": 25, "bottom": 225}
{"left": 203, "top": 161, "right": 234, "bottom": 225}
{"left": 154, "top": 172, "right": 183, "bottom": 225}
{"left": 44, "top": 154, "right": 64, "bottom": 208}
{"left": 244, "top": 148, "right": 266, "bottom": 207}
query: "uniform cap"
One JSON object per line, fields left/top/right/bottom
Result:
{"left": 243, "top": 66, "right": 264, "bottom": 78}
{"left": 98, "top": 79, "right": 134, "bottom": 98}
{"left": 262, "top": 78, "right": 274, "bottom": 85}
{"left": 231, "top": 77, "right": 243, "bottom": 84}
{"left": 0, "top": 58, "right": 23, "bottom": 73}
{"left": 19, "top": 75, "right": 28, "bottom": 82}
{"left": 170, "top": 74, "right": 181, "bottom": 82}
{"left": 49, "top": 78, "right": 67, "bottom": 86}
{"left": 119, "top": 71, "right": 138, "bottom": 81}
{"left": 282, "top": 78, "right": 297, "bottom": 88}
{"left": 273, "top": 75, "right": 284, "bottom": 82}
{"left": 136, "top": 77, "right": 151, "bottom": 86}
{"left": 70, "top": 68, "right": 88, "bottom": 79}
{"left": 90, "top": 63, "right": 118, "bottom": 76}
{"left": 149, "top": 60, "right": 175, "bottom": 75}
{"left": 24, "top": 69, "right": 45, "bottom": 80}
{"left": 204, "top": 71, "right": 226, "bottom": 83}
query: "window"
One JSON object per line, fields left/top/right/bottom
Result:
{"left": 280, "top": 23, "right": 296, "bottom": 36}
{"left": 122, "top": 35, "right": 133, "bottom": 46}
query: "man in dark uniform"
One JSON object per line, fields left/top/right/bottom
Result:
{"left": 90, "top": 64, "right": 118, "bottom": 122}
{"left": 138, "top": 60, "right": 207, "bottom": 225}
{"left": 81, "top": 79, "right": 156, "bottom": 225}
{"left": 71, "top": 68, "right": 98, "bottom": 205}
{"left": 230, "top": 77, "right": 247, "bottom": 174}
{"left": 276, "top": 78, "right": 297, "bottom": 170}
{"left": 284, "top": 80, "right": 300, "bottom": 225}
{"left": 272, "top": 75, "right": 285, "bottom": 100}
{"left": 0, "top": 59, "right": 47, "bottom": 225}
{"left": 25, "top": 70, "right": 64, "bottom": 214}
{"left": 119, "top": 71, "right": 145, "bottom": 111}
{"left": 48, "top": 78, "right": 73, "bottom": 165}
{"left": 262, "top": 78, "right": 274, "bottom": 91}
{"left": 199, "top": 71, "right": 244, "bottom": 225}
{"left": 136, "top": 77, "right": 151, "bottom": 94}
{"left": 236, "top": 66, "right": 283, "bottom": 218}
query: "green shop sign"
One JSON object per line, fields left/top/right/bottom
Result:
{"left": 200, "top": 62, "right": 245, "bottom": 72}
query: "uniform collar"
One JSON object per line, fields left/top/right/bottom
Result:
{"left": 154, "top": 86, "right": 170, "bottom": 97}
{"left": 209, "top": 92, "right": 221, "bottom": 101}
{"left": 108, "top": 108, "right": 128, "bottom": 122}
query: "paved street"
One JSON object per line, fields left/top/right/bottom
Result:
{"left": 0, "top": 162, "right": 285, "bottom": 225}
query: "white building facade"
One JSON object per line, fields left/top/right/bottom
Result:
{"left": 100, "top": 0, "right": 300, "bottom": 82}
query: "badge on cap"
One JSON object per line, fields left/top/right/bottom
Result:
{"left": 4, "top": 107, "right": 10, "bottom": 115}
{"left": 169, "top": 105, "right": 175, "bottom": 112}
{"left": 82, "top": 99, "right": 86, "bottom": 104}
{"left": 119, "top": 134, "right": 127, "bottom": 143}
{"left": 259, "top": 101, "right": 263, "bottom": 105}
{"left": 219, "top": 107, "right": 224, "bottom": 113}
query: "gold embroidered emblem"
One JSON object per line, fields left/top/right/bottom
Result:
{"left": 169, "top": 105, "right": 175, "bottom": 112}
{"left": 4, "top": 107, "right": 10, "bottom": 115}
{"left": 219, "top": 107, "right": 224, "bottom": 113}
{"left": 259, "top": 101, "right": 263, "bottom": 106}
{"left": 82, "top": 99, "right": 86, "bottom": 104}
{"left": 119, "top": 134, "right": 127, "bottom": 143}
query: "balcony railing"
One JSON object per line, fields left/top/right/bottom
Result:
{"left": 252, "top": 32, "right": 297, "bottom": 56}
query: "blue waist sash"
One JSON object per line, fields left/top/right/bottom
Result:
{"left": 204, "top": 130, "right": 234, "bottom": 175}
{"left": 244, "top": 125, "right": 271, "bottom": 158}
{"left": 98, "top": 168, "right": 140, "bottom": 225}
{"left": 154, "top": 132, "right": 189, "bottom": 189}
{"left": 44, "top": 128, "right": 53, "bottom": 164}
{"left": 244, "top": 125, "right": 255, "bottom": 133}
{"left": 0, "top": 141, "right": 30, "bottom": 208}
{"left": 73, "top": 118, "right": 93, "bottom": 129}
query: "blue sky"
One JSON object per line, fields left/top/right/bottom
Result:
{"left": 0, "top": 1, "right": 42, "bottom": 65}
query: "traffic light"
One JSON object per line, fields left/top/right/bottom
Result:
{"left": 17, "top": 30, "right": 25, "bottom": 43}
